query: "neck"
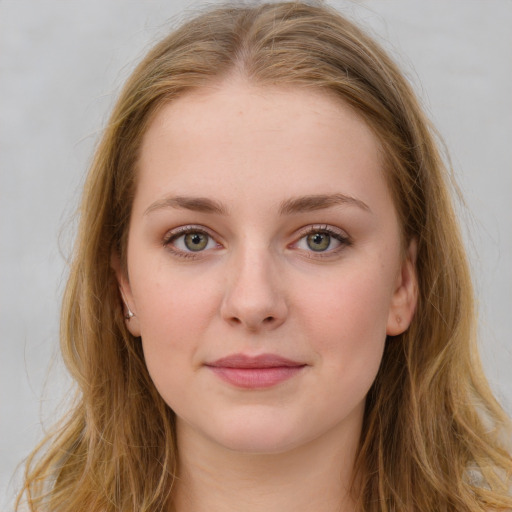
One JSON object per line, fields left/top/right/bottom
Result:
{"left": 173, "top": 418, "right": 361, "bottom": 512}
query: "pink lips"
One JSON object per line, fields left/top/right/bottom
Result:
{"left": 206, "top": 354, "right": 306, "bottom": 389}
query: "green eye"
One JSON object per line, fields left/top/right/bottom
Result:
{"left": 306, "top": 232, "right": 331, "bottom": 251}
{"left": 184, "top": 232, "right": 209, "bottom": 251}
{"left": 165, "top": 227, "right": 218, "bottom": 256}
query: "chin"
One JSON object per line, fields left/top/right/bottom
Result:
{"left": 216, "top": 431, "right": 303, "bottom": 455}
{"left": 202, "top": 412, "right": 311, "bottom": 455}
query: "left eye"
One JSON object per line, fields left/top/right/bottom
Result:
{"left": 295, "top": 229, "right": 346, "bottom": 253}
{"left": 168, "top": 230, "right": 217, "bottom": 252}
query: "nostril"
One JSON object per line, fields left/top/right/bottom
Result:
{"left": 263, "top": 316, "right": 275, "bottom": 324}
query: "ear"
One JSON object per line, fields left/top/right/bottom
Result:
{"left": 111, "top": 252, "right": 141, "bottom": 337}
{"left": 386, "top": 239, "right": 418, "bottom": 336}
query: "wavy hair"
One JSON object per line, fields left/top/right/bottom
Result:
{"left": 17, "top": 2, "right": 511, "bottom": 511}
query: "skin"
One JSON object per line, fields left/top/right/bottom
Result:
{"left": 116, "top": 78, "right": 417, "bottom": 512}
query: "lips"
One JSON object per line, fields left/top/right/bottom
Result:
{"left": 205, "top": 354, "right": 306, "bottom": 389}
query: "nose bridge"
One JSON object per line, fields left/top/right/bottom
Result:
{"left": 221, "top": 238, "right": 287, "bottom": 331}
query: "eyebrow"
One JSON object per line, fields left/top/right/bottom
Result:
{"left": 144, "top": 196, "right": 228, "bottom": 216}
{"left": 144, "top": 193, "right": 370, "bottom": 216}
{"left": 279, "top": 193, "right": 371, "bottom": 215}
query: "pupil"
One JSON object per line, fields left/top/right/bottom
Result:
{"left": 307, "top": 232, "right": 330, "bottom": 251}
{"left": 185, "top": 232, "right": 208, "bottom": 251}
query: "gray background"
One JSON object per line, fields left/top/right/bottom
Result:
{"left": 1, "top": 1, "right": 511, "bottom": 509}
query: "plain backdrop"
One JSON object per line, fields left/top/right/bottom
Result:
{"left": 1, "top": 0, "right": 511, "bottom": 509}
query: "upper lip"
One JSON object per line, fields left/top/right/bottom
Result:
{"left": 206, "top": 353, "right": 305, "bottom": 369}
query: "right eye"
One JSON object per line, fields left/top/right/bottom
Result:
{"left": 164, "top": 227, "right": 219, "bottom": 256}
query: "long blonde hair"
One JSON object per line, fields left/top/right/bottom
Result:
{"left": 17, "top": 2, "right": 512, "bottom": 511}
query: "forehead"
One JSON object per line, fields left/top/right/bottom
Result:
{"left": 135, "top": 80, "right": 391, "bottom": 217}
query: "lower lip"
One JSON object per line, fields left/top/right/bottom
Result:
{"left": 208, "top": 366, "right": 305, "bottom": 389}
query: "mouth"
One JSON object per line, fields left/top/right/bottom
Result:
{"left": 205, "top": 353, "right": 307, "bottom": 389}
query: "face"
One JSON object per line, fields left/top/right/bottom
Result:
{"left": 116, "top": 80, "right": 417, "bottom": 455}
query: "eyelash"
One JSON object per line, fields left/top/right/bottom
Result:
{"left": 293, "top": 225, "right": 352, "bottom": 259}
{"left": 162, "top": 224, "right": 352, "bottom": 259}
{"left": 162, "top": 225, "right": 220, "bottom": 259}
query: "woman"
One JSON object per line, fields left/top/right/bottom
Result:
{"left": 17, "top": 2, "right": 512, "bottom": 511}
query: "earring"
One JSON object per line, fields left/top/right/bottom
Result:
{"left": 396, "top": 315, "right": 402, "bottom": 324}
{"left": 119, "top": 287, "right": 135, "bottom": 320}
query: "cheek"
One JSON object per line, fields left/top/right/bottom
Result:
{"left": 128, "top": 257, "right": 222, "bottom": 388}
{"left": 299, "top": 261, "right": 394, "bottom": 340}
{"left": 130, "top": 246, "right": 220, "bottom": 331}
{"left": 136, "top": 274, "right": 220, "bottom": 351}
{"left": 295, "top": 264, "right": 393, "bottom": 386}
{"left": 135, "top": 279, "right": 219, "bottom": 410}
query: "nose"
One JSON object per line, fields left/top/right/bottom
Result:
{"left": 220, "top": 246, "right": 288, "bottom": 332}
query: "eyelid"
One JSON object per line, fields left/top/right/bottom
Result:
{"left": 295, "top": 224, "right": 349, "bottom": 239}
{"left": 291, "top": 224, "right": 352, "bottom": 256}
{"left": 163, "top": 224, "right": 215, "bottom": 239}
{"left": 163, "top": 225, "right": 222, "bottom": 257}
{"left": 161, "top": 223, "right": 351, "bottom": 259}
